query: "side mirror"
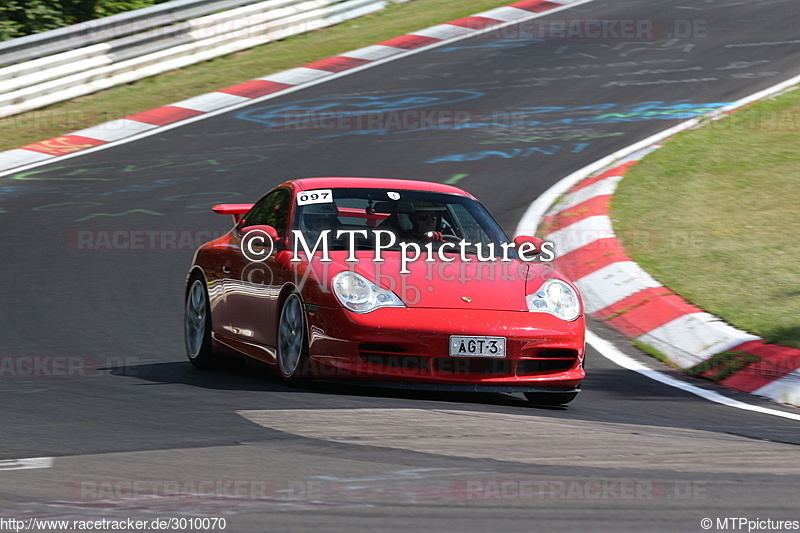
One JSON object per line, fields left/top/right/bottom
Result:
{"left": 513, "top": 235, "right": 545, "bottom": 261}
{"left": 240, "top": 224, "right": 280, "bottom": 243}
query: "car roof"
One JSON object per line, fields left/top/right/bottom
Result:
{"left": 285, "top": 177, "right": 476, "bottom": 199}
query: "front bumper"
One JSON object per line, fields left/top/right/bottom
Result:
{"left": 305, "top": 306, "right": 585, "bottom": 387}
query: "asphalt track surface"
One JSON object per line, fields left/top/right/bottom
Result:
{"left": 1, "top": 0, "right": 800, "bottom": 531}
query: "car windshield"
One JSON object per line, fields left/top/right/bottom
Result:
{"left": 293, "top": 187, "right": 513, "bottom": 257}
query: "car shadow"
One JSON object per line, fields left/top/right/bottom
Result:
{"left": 101, "top": 359, "right": 285, "bottom": 391}
{"left": 101, "top": 357, "right": 555, "bottom": 409}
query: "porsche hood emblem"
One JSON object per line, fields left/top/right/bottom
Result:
{"left": 461, "top": 296, "right": 472, "bottom": 303}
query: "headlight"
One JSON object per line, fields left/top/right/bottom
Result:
{"left": 332, "top": 271, "right": 405, "bottom": 313}
{"left": 526, "top": 279, "right": 581, "bottom": 321}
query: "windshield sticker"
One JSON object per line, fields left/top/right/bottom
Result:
{"left": 297, "top": 189, "right": 333, "bottom": 206}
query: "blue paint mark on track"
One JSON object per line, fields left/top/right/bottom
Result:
{"left": 433, "top": 39, "right": 542, "bottom": 53}
{"left": 236, "top": 91, "right": 484, "bottom": 128}
{"left": 316, "top": 100, "right": 733, "bottom": 139}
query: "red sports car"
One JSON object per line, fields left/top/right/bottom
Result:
{"left": 184, "top": 177, "right": 585, "bottom": 405}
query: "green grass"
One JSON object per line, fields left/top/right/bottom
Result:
{"left": 612, "top": 88, "right": 800, "bottom": 349}
{"left": 0, "top": 0, "right": 514, "bottom": 151}
{"left": 632, "top": 338, "right": 673, "bottom": 366}
{"left": 685, "top": 351, "right": 761, "bottom": 382}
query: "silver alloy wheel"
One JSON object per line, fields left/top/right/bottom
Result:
{"left": 185, "top": 279, "right": 208, "bottom": 358}
{"left": 278, "top": 293, "right": 305, "bottom": 377}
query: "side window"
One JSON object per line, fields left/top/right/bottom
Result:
{"left": 243, "top": 189, "right": 291, "bottom": 239}
{"left": 450, "top": 203, "right": 489, "bottom": 245}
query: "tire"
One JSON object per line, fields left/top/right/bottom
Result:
{"left": 524, "top": 392, "right": 578, "bottom": 406}
{"left": 277, "top": 292, "right": 310, "bottom": 385}
{"left": 184, "top": 277, "right": 226, "bottom": 369}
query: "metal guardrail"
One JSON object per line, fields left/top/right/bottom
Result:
{"left": 0, "top": 0, "right": 263, "bottom": 67}
{"left": 0, "top": 0, "right": 411, "bottom": 117}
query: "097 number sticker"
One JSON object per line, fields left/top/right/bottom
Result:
{"left": 297, "top": 189, "right": 333, "bottom": 206}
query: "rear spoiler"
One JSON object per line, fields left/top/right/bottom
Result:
{"left": 212, "top": 203, "right": 254, "bottom": 225}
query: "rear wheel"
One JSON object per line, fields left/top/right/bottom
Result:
{"left": 277, "top": 292, "right": 310, "bottom": 385}
{"left": 524, "top": 392, "right": 578, "bottom": 406}
{"left": 185, "top": 277, "right": 227, "bottom": 369}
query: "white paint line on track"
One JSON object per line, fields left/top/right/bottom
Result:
{"left": 587, "top": 331, "right": 800, "bottom": 422}
{"left": 0, "top": 0, "right": 598, "bottom": 179}
{"left": 0, "top": 457, "right": 54, "bottom": 470}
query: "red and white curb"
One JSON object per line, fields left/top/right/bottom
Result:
{"left": 0, "top": 0, "right": 587, "bottom": 175}
{"left": 526, "top": 77, "right": 800, "bottom": 408}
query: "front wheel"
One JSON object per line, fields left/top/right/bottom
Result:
{"left": 524, "top": 392, "right": 578, "bottom": 406}
{"left": 277, "top": 292, "right": 310, "bottom": 385}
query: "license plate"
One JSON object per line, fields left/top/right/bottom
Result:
{"left": 449, "top": 336, "right": 506, "bottom": 358}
